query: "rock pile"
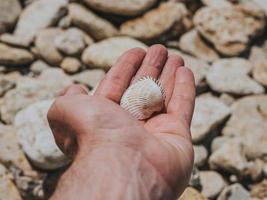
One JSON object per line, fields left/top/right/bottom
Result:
{"left": 0, "top": 0, "right": 266, "bottom": 199}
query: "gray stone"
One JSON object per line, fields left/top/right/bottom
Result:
{"left": 120, "top": 2, "right": 188, "bottom": 40}
{"left": 14, "top": 100, "right": 70, "bottom": 170}
{"left": 82, "top": 37, "right": 147, "bottom": 69}
{"left": 191, "top": 93, "right": 230, "bottom": 143}
{"left": 207, "top": 58, "right": 264, "bottom": 95}
{"left": 83, "top": 0, "right": 157, "bottom": 16}
{"left": 0, "top": 0, "right": 67, "bottom": 47}
{"left": 199, "top": 171, "right": 226, "bottom": 199}
{"left": 194, "top": 3, "right": 266, "bottom": 56}
{"left": 35, "top": 28, "right": 64, "bottom": 66}
{"left": 0, "top": 43, "right": 34, "bottom": 66}
{"left": 0, "top": 164, "right": 22, "bottom": 200}
{"left": 217, "top": 184, "right": 250, "bottom": 200}
{"left": 0, "top": 68, "right": 72, "bottom": 124}
{"left": 69, "top": 3, "right": 118, "bottom": 40}
{"left": 179, "top": 29, "right": 219, "bottom": 62}
{"left": 0, "top": 0, "right": 22, "bottom": 34}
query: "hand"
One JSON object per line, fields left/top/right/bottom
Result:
{"left": 48, "top": 44, "right": 196, "bottom": 200}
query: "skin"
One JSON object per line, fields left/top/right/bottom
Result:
{"left": 48, "top": 44, "right": 196, "bottom": 200}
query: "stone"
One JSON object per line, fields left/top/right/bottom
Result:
{"left": 253, "top": 0, "right": 267, "bottom": 15}
{"left": 178, "top": 187, "right": 207, "bottom": 200}
{"left": 222, "top": 95, "right": 267, "bottom": 160}
{"left": 120, "top": 2, "right": 188, "bottom": 40}
{"left": 55, "top": 28, "right": 93, "bottom": 56}
{"left": 199, "top": 171, "right": 226, "bottom": 199}
{"left": 190, "top": 93, "right": 230, "bottom": 143}
{"left": 58, "top": 15, "right": 71, "bottom": 28}
{"left": 60, "top": 57, "right": 82, "bottom": 74}
{"left": 0, "top": 76, "right": 15, "bottom": 97}
{"left": 72, "top": 69, "right": 105, "bottom": 88}
{"left": 14, "top": 100, "right": 70, "bottom": 170}
{"left": 0, "top": 68, "right": 72, "bottom": 124}
{"left": 0, "top": 124, "right": 32, "bottom": 172}
{"left": 168, "top": 49, "right": 210, "bottom": 86}
{"left": 82, "top": 37, "right": 147, "bottom": 69}
{"left": 211, "top": 136, "right": 230, "bottom": 153}
{"left": 0, "top": 43, "right": 34, "bottom": 66}
{"left": 219, "top": 93, "right": 235, "bottom": 106}
{"left": 179, "top": 29, "right": 219, "bottom": 62}
{"left": 217, "top": 184, "right": 250, "bottom": 200}
{"left": 251, "top": 180, "right": 267, "bottom": 199}
{"left": 0, "top": 0, "right": 67, "bottom": 47}
{"left": 206, "top": 58, "right": 264, "bottom": 95}
{"left": 201, "top": 0, "right": 233, "bottom": 7}
{"left": 30, "top": 60, "right": 51, "bottom": 74}
{"left": 189, "top": 167, "right": 201, "bottom": 189}
{"left": 193, "top": 145, "right": 208, "bottom": 167}
{"left": 83, "top": 0, "right": 157, "bottom": 16}
{"left": 69, "top": 3, "right": 118, "bottom": 40}
{"left": 250, "top": 43, "right": 267, "bottom": 86}
{"left": 35, "top": 28, "right": 64, "bottom": 66}
{"left": 209, "top": 138, "right": 249, "bottom": 175}
{"left": 0, "top": 164, "right": 22, "bottom": 200}
{"left": 194, "top": 3, "right": 266, "bottom": 56}
{"left": 0, "top": 0, "right": 21, "bottom": 34}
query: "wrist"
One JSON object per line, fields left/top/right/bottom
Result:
{"left": 51, "top": 144, "right": 174, "bottom": 200}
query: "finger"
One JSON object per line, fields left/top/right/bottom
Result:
{"left": 167, "top": 67, "right": 196, "bottom": 125}
{"left": 132, "top": 44, "right": 167, "bottom": 82}
{"left": 59, "top": 84, "right": 89, "bottom": 96}
{"left": 95, "top": 48, "right": 146, "bottom": 102}
{"left": 159, "top": 53, "right": 184, "bottom": 107}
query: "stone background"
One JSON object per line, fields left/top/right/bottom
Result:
{"left": 0, "top": 0, "right": 266, "bottom": 199}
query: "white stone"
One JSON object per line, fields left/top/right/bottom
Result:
{"left": 120, "top": 2, "right": 188, "bottom": 40}
{"left": 179, "top": 29, "right": 219, "bottom": 62}
{"left": 207, "top": 58, "right": 264, "bottom": 95}
{"left": 191, "top": 93, "right": 230, "bottom": 143}
{"left": 14, "top": 100, "right": 70, "bottom": 170}
{"left": 1, "top": 0, "right": 67, "bottom": 47}
{"left": 0, "top": 164, "right": 22, "bottom": 200}
{"left": 82, "top": 37, "right": 147, "bottom": 69}
{"left": 199, "top": 171, "right": 226, "bottom": 199}
{"left": 217, "top": 183, "right": 250, "bottom": 200}
{"left": 68, "top": 3, "right": 117, "bottom": 40}
{"left": 193, "top": 145, "right": 208, "bottom": 167}
{"left": 83, "top": 0, "right": 157, "bottom": 16}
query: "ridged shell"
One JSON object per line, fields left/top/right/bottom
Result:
{"left": 120, "top": 76, "right": 165, "bottom": 120}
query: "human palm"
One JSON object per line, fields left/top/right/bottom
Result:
{"left": 48, "top": 44, "right": 196, "bottom": 198}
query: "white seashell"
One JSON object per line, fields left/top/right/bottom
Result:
{"left": 120, "top": 76, "right": 165, "bottom": 120}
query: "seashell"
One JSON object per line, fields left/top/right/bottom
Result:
{"left": 120, "top": 76, "right": 165, "bottom": 120}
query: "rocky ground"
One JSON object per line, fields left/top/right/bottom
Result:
{"left": 0, "top": 0, "right": 266, "bottom": 199}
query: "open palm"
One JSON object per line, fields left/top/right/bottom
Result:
{"left": 48, "top": 44, "right": 196, "bottom": 199}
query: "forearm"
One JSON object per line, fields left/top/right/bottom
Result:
{"left": 50, "top": 145, "right": 174, "bottom": 200}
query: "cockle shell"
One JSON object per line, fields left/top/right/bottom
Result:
{"left": 120, "top": 76, "right": 165, "bottom": 120}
